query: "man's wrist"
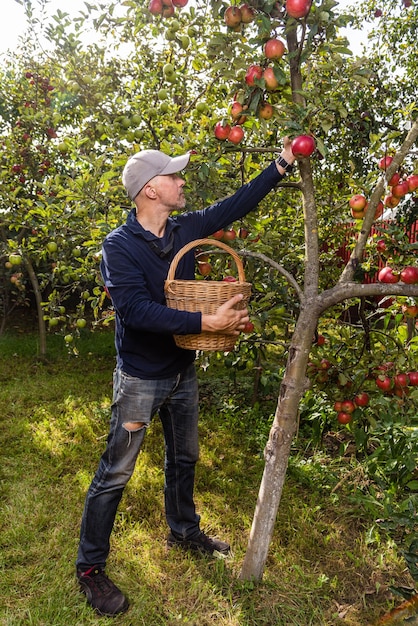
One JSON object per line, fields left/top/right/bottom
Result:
{"left": 275, "top": 154, "right": 294, "bottom": 173}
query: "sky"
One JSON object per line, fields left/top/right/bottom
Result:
{"left": 1, "top": 0, "right": 368, "bottom": 55}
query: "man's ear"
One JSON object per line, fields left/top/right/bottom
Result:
{"left": 143, "top": 184, "right": 157, "bottom": 199}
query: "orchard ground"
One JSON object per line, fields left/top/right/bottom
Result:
{"left": 0, "top": 315, "right": 416, "bottom": 626}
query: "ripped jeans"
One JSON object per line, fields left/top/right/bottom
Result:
{"left": 76, "top": 364, "right": 200, "bottom": 570}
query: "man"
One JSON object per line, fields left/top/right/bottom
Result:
{"left": 76, "top": 139, "right": 296, "bottom": 616}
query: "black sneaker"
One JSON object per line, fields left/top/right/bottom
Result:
{"left": 167, "top": 530, "right": 230, "bottom": 556}
{"left": 77, "top": 566, "right": 129, "bottom": 617}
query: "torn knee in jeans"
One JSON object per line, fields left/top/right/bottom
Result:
{"left": 123, "top": 421, "right": 145, "bottom": 432}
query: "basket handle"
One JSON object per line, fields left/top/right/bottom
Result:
{"left": 166, "top": 238, "right": 247, "bottom": 282}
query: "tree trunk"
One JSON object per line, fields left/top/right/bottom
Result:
{"left": 239, "top": 309, "right": 318, "bottom": 580}
{"left": 24, "top": 257, "right": 47, "bottom": 359}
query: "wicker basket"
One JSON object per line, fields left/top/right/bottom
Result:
{"left": 164, "top": 238, "right": 251, "bottom": 351}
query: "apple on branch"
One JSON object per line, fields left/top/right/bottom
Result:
{"left": 224, "top": 5, "right": 242, "bottom": 28}
{"left": 263, "top": 67, "right": 279, "bottom": 91}
{"left": 400, "top": 266, "right": 418, "bottom": 285}
{"left": 291, "top": 134, "right": 316, "bottom": 158}
{"left": 239, "top": 4, "right": 255, "bottom": 23}
{"left": 391, "top": 180, "right": 409, "bottom": 197}
{"left": 228, "top": 126, "right": 244, "bottom": 144}
{"left": 406, "top": 174, "right": 418, "bottom": 192}
{"left": 245, "top": 65, "right": 263, "bottom": 87}
{"left": 286, "top": 0, "right": 312, "bottom": 19}
{"left": 264, "top": 38, "right": 286, "bottom": 60}
{"left": 349, "top": 194, "right": 368, "bottom": 219}
{"left": 258, "top": 102, "right": 274, "bottom": 120}
{"left": 230, "top": 101, "right": 246, "bottom": 124}
{"left": 384, "top": 194, "right": 400, "bottom": 208}
{"left": 148, "top": 0, "right": 163, "bottom": 14}
{"left": 214, "top": 121, "right": 231, "bottom": 141}
{"left": 378, "top": 155, "right": 394, "bottom": 170}
{"left": 378, "top": 266, "right": 400, "bottom": 284}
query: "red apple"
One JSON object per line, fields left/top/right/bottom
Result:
{"left": 407, "top": 371, "right": 418, "bottom": 385}
{"left": 374, "top": 201, "right": 384, "bottom": 219}
{"left": 406, "top": 174, "right": 418, "bottom": 192}
{"left": 351, "top": 208, "right": 365, "bottom": 219}
{"left": 394, "top": 373, "right": 409, "bottom": 389}
{"left": 349, "top": 194, "right": 368, "bottom": 211}
{"left": 214, "top": 121, "right": 231, "bottom": 141}
{"left": 384, "top": 194, "right": 400, "bottom": 208}
{"left": 291, "top": 134, "right": 316, "bottom": 158}
{"left": 334, "top": 401, "right": 343, "bottom": 412}
{"left": 224, "top": 5, "right": 242, "bottom": 27}
{"left": 388, "top": 171, "right": 401, "bottom": 186}
{"left": 172, "top": 0, "right": 188, "bottom": 6}
{"left": 238, "top": 227, "right": 249, "bottom": 239}
{"left": 264, "top": 38, "right": 286, "bottom": 60}
{"left": 223, "top": 228, "right": 237, "bottom": 240}
{"left": 378, "top": 155, "right": 394, "bottom": 170}
{"left": 337, "top": 411, "right": 352, "bottom": 425}
{"left": 376, "top": 375, "right": 392, "bottom": 391}
{"left": 230, "top": 101, "right": 245, "bottom": 123}
{"left": 148, "top": 0, "right": 163, "bottom": 12}
{"left": 286, "top": 0, "right": 311, "bottom": 19}
{"left": 243, "top": 321, "right": 255, "bottom": 332}
{"left": 376, "top": 239, "right": 387, "bottom": 253}
{"left": 391, "top": 180, "right": 409, "bottom": 197}
{"left": 378, "top": 362, "right": 395, "bottom": 372}
{"left": 341, "top": 399, "right": 356, "bottom": 414}
{"left": 354, "top": 392, "right": 369, "bottom": 407}
{"left": 263, "top": 67, "right": 279, "bottom": 91}
{"left": 245, "top": 64, "right": 263, "bottom": 87}
{"left": 228, "top": 126, "right": 244, "bottom": 144}
{"left": 400, "top": 266, "right": 418, "bottom": 284}
{"left": 378, "top": 266, "right": 399, "bottom": 283}
{"left": 211, "top": 229, "right": 225, "bottom": 240}
{"left": 223, "top": 276, "right": 238, "bottom": 282}
{"left": 258, "top": 102, "right": 274, "bottom": 120}
{"left": 239, "top": 3, "right": 255, "bottom": 23}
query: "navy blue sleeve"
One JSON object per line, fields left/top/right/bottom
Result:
{"left": 101, "top": 236, "right": 202, "bottom": 336}
{"left": 177, "top": 161, "right": 283, "bottom": 238}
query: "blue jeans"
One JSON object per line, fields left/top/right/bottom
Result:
{"left": 77, "top": 364, "right": 200, "bottom": 569}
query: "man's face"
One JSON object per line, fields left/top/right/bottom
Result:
{"left": 151, "top": 173, "right": 186, "bottom": 211}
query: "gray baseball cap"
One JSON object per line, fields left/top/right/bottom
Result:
{"left": 122, "top": 149, "right": 190, "bottom": 201}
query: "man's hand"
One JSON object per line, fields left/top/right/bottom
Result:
{"left": 201, "top": 293, "right": 249, "bottom": 335}
{"left": 275, "top": 136, "right": 296, "bottom": 174}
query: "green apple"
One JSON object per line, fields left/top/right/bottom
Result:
{"left": 76, "top": 318, "right": 87, "bottom": 328}
{"left": 47, "top": 241, "right": 58, "bottom": 253}
{"left": 9, "top": 254, "right": 22, "bottom": 266}
{"left": 158, "top": 88, "right": 168, "bottom": 100}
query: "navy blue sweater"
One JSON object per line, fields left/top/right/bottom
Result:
{"left": 101, "top": 161, "right": 283, "bottom": 379}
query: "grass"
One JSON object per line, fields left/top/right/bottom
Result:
{"left": 0, "top": 328, "right": 414, "bottom": 625}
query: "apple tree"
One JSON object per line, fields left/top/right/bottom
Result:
{"left": 1, "top": 0, "right": 417, "bottom": 582}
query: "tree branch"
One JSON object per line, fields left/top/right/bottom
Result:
{"left": 239, "top": 249, "right": 304, "bottom": 302}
